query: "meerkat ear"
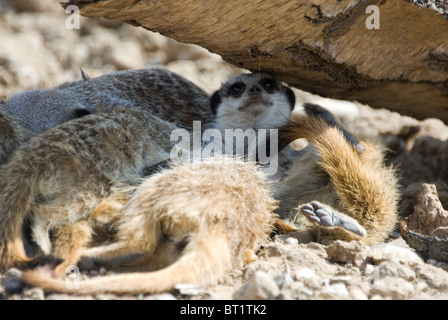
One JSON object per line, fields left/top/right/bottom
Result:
{"left": 285, "top": 87, "right": 295, "bottom": 110}
{"left": 210, "top": 91, "right": 222, "bottom": 115}
{"left": 80, "top": 68, "right": 90, "bottom": 81}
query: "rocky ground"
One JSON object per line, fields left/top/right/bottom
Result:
{"left": 1, "top": 0, "right": 448, "bottom": 300}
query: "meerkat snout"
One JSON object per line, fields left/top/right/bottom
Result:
{"left": 248, "top": 85, "right": 262, "bottom": 95}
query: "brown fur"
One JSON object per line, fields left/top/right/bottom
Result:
{"left": 17, "top": 73, "right": 398, "bottom": 294}
{"left": 21, "top": 115, "right": 399, "bottom": 295}
{"left": 0, "top": 108, "right": 177, "bottom": 273}
{"left": 22, "top": 157, "right": 277, "bottom": 295}
{"left": 275, "top": 114, "right": 399, "bottom": 245}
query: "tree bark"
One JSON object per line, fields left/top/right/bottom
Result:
{"left": 62, "top": 0, "right": 448, "bottom": 123}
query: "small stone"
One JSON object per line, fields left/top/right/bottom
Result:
{"left": 325, "top": 240, "right": 370, "bottom": 267}
{"left": 414, "top": 263, "right": 448, "bottom": 290}
{"left": 284, "top": 237, "right": 298, "bottom": 246}
{"left": 295, "top": 268, "right": 316, "bottom": 280}
{"left": 95, "top": 294, "right": 120, "bottom": 300}
{"left": 274, "top": 267, "right": 294, "bottom": 288}
{"left": 144, "top": 293, "right": 177, "bottom": 300}
{"left": 370, "top": 241, "right": 424, "bottom": 266}
{"left": 2, "top": 268, "right": 24, "bottom": 294}
{"left": 361, "top": 263, "right": 375, "bottom": 276}
{"left": 99, "top": 268, "right": 108, "bottom": 276}
{"left": 320, "top": 282, "right": 348, "bottom": 299}
{"left": 376, "top": 260, "right": 416, "bottom": 281}
{"left": 174, "top": 283, "right": 204, "bottom": 296}
{"left": 404, "top": 183, "right": 448, "bottom": 235}
{"left": 370, "top": 277, "right": 415, "bottom": 299}
{"left": 284, "top": 231, "right": 314, "bottom": 244}
{"left": 233, "top": 271, "right": 279, "bottom": 300}
{"left": 348, "top": 286, "right": 368, "bottom": 300}
{"left": 305, "top": 242, "right": 328, "bottom": 258}
{"left": 46, "top": 294, "right": 94, "bottom": 300}
{"left": 23, "top": 287, "right": 45, "bottom": 300}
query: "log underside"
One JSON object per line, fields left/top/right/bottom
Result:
{"left": 63, "top": 0, "right": 448, "bottom": 122}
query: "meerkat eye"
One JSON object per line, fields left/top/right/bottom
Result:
{"left": 261, "top": 79, "right": 277, "bottom": 93}
{"left": 229, "top": 82, "right": 245, "bottom": 96}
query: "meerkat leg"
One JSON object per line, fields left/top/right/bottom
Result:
{"left": 51, "top": 220, "right": 93, "bottom": 277}
{"left": 115, "top": 237, "right": 185, "bottom": 272}
{"left": 79, "top": 242, "right": 142, "bottom": 267}
{"left": 30, "top": 215, "right": 52, "bottom": 255}
{"left": 89, "top": 191, "right": 131, "bottom": 226}
{"left": 299, "top": 201, "right": 367, "bottom": 237}
{"left": 79, "top": 218, "right": 161, "bottom": 268}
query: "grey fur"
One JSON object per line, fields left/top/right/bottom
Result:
{"left": 1, "top": 68, "right": 212, "bottom": 163}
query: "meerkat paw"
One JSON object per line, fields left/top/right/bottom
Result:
{"left": 299, "top": 202, "right": 367, "bottom": 237}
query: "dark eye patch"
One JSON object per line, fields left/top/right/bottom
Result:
{"left": 260, "top": 78, "right": 277, "bottom": 93}
{"left": 228, "top": 82, "right": 245, "bottom": 97}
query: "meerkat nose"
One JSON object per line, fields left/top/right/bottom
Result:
{"left": 248, "top": 85, "right": 262, "bottom": 95}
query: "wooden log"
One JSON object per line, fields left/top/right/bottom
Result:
{"left": 62, "top": 0, "right": 448, "bottom": 122}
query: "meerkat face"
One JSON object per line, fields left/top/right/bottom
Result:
{"left": 210, "top": 73, "right": 295, "bottom": 131}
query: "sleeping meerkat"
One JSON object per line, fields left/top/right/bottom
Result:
{"left": 0, "top": 68, "right": 211, "bottom": 163}
{"left": 0, "top": 108, "right": 178, "bottom": 273}
{"left": 275, "top": 105, "right": 399, "bottom": 245}
{"left": 22, "top": 156, "right": 278, "bottom": 295}
{"left": 209, "top": 72, "right": 297, "bottom": 179}
{"left": 207, "top": 72, "right": 389, "bottom": 244}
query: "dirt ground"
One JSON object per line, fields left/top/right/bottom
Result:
{"left": 1, "top": 0, "right": 448, "bottom": 300}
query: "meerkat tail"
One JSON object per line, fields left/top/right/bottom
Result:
{"left": 288, "top": 114, "right": 399, "bottom": 244}
{"left": 22, "top": 225, "right": 233, "bottom": 295}
{"left": 0, "top": 160, "right": 44, "bottom": 272}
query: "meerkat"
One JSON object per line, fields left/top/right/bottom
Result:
{"left": 20, "top": 110, "right": 398, "bottom": 295}
{"left": 208, "top": 72, "right": 397, "bottom": 245}
{"left": 208, "top": 73, "right": 363, "bottom": 174}
{"left": 0, "top": 68, "right": 211, "bottom": 163}
{"left": 0, "top": 107, "right": 179, "bottom": 273}
{"left": 21, "top": 156, "right": 277, "bottom": 295}
{"left": 83, "top": 72, "right": 301, "bottom": 232}
{"left": 4, "top": 68, "right": 211, "bottom": 133}
{"left": 275, "top": 106, "right": 399, "bottom": 245}
{"left": 43, "top": 73, "right": 394, "bottom": 265}
{"left": 208, "top": 72, "right": 297, "bottom": 180}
